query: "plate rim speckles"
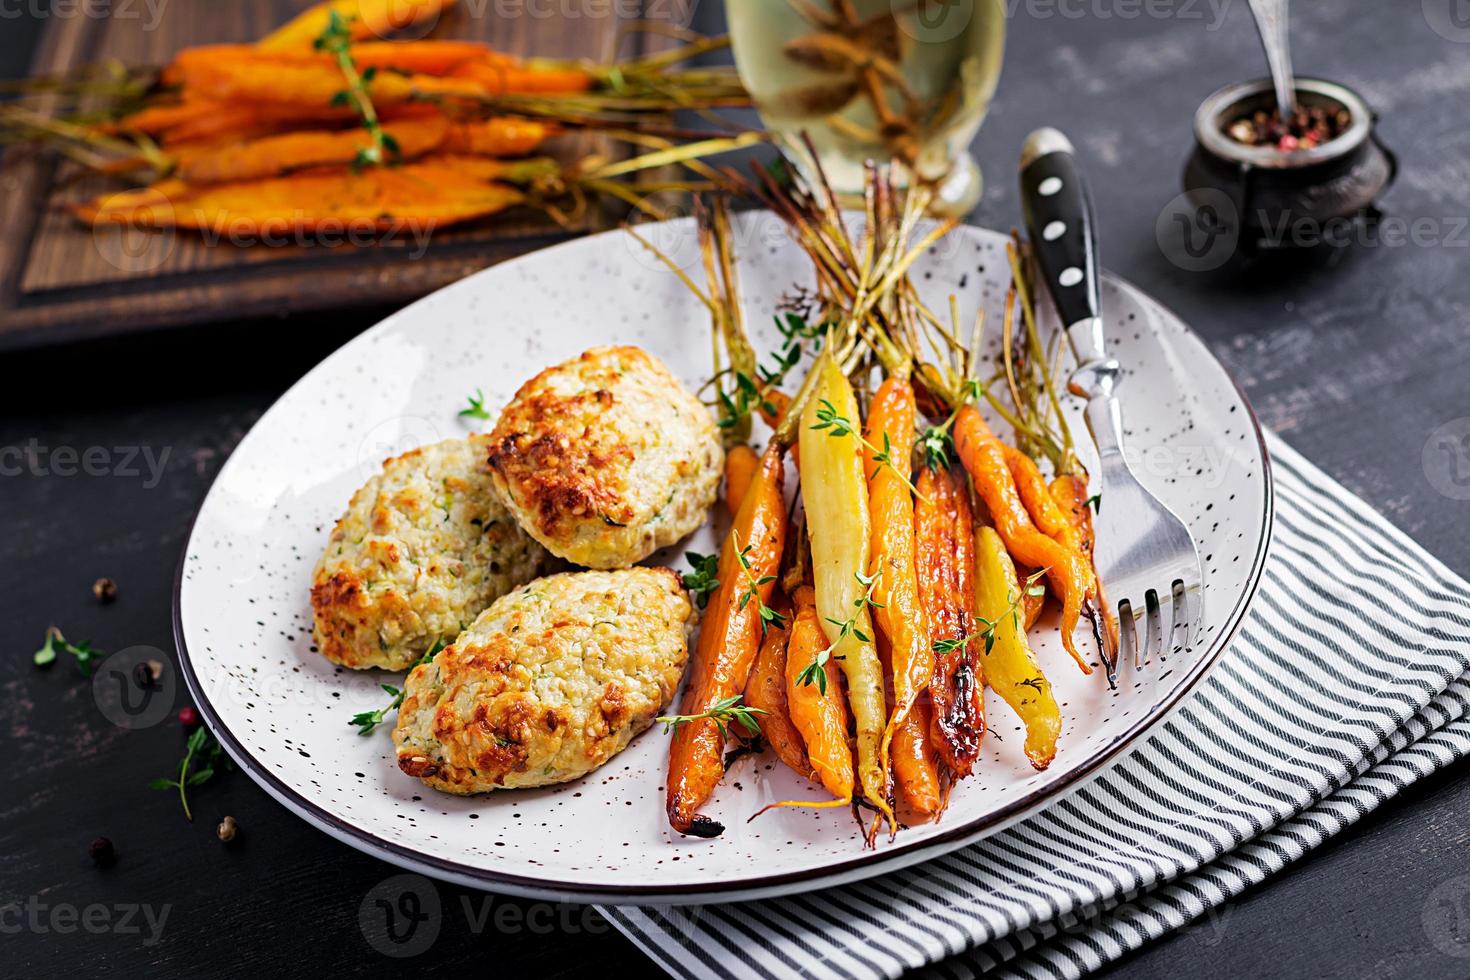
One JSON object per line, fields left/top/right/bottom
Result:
{"left": 172, "top": 214, "right": 1273, "bottom": 906}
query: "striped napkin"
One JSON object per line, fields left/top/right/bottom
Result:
{"left": 601, "top": 434, "right": 1470, "bottom": 980}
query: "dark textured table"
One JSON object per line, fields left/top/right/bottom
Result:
{"left": 5, "top": 4, "right": 1470, "bottom": 978}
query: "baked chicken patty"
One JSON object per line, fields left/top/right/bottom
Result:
{"left": 486, "top": 346, "right": 722, "bottom": 569}
{"left": 392, "top": 567, "right": 694, "bottom": 793}
{"left": 311, "top": 435, "right": 553, "bottom": 670}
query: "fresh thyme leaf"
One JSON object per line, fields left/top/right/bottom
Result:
{"left": 1086, "top": 493, "right": 1102, "bottom": 514}
{"left": 920, "top": 423, "right": 953, "bottom": 470}
{"left": 932, "top": 635, "right": 968, "bottom": 655}
{"left": 150, "top": 724, "right": 229, "bottom": 821}
{"left": 682, "top": 551, "right": 720, "bottom": 609}
{"left": 33, "top": 627, "right": 103, "bottom": 675}
{"left": 812, "top": 400, "right": 925, "bottom": 499}
{"left": 349, "top": 637, "right": 446, "bottom": 736}
{"left": 459, "top": 388, "right": 492, "bottom": 420}
{"left": 733, "top": 536, "right": 786, "bottom": 633}
{"left": 314, "top": 11, "right": 396, "bottom": 170}
{"left": 657, "top": 694, "right": 766, "bottom": 740}
{"left": 795, "top": 646, "right": 830, "bottom": 694}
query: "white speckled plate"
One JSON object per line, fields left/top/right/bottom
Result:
{"left": 174, "top": 213, "right": 1271, "bottom": 905}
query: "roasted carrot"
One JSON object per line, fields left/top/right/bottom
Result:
{"left": 77, "top": 157, "right": 530, "bottom": 234}
{"left": 917, "top": 461, "right": 984, "bottom": 779}
{"left": 744, "top": 615, "right": 816, "bottom": 782}
{"left": 665, "top": 442, "right": 786, "bottom": 838}
{"left": 171, "top": 117, "right": 552, "bottom": 184}
{"left": 723, "top": 443, "right": 759, "bottom": 518}
{"left": 953, "top": 405, "right": 1094, "bottom": 674}
{"left": 783, "top": 586, "right": 853, "bottom": 801}
{"left": 1051, "top": 473, "right": 1117, "bottom": 656}
{"left": 973, "top": 526, "right": 1061, "bottom": 769}
{"left": 798, "top": 355, "right": 894, "bottom": 835}
{"left": 863, "top": 376, "right": 940, "bottom": 818}
{"left": 258, "top": 0, "right": 457, "bottom": 51}
{"left": 451, "top": 57, "right": 594, "bottom": 95}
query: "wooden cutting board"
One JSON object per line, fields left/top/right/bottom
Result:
{"left": 0, "top": 1, "right": 666, "bottom": 351}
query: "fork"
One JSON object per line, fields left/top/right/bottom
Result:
{"left": 1018, "top": 127, "right": 1205, "bottom": 683}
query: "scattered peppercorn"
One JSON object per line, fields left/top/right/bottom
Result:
{"left": 92, "top": 577, "right": 118, "bottom": 603}
{"left": 178, "top": 706, "right": 200, "bottom": 729}
{"left": 217, "top": 816, "right": 238, "bottom": 843}
{"left": 89, "top": 837, "right": 116, "bottom": 865}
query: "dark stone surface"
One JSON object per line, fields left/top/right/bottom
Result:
{"left": 4, "top": 3, "right": 1470, "bottom": 978}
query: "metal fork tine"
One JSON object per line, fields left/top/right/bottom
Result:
{"left": 1118, "top": 599, "right": 1139, "bottom": 671}
{"left": 1142, "top": 589, "right": 1164, "bottom": 665}
{"left": 1168, "top": 580, "right": 1190, "bottom": 657}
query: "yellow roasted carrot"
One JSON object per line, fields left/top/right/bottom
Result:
{"left": 258, "top": 0, "right": 457, "bottom": 51}
{"left": 798, "top": 355, "right": 894, "bottom": 835}
{"left": 974, "top": 525, "right": 1061, "bottom": 769}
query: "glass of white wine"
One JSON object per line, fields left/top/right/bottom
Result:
{"left": 728, "top": 0, "right": 1005, "bottom": 216}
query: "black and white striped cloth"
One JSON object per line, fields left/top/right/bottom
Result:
{"left": 601, "top": 435, "right": 1470, "bottom": 980}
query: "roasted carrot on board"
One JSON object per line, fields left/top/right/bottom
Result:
{"left": 973, "top": 526, "right": 1062, "bottom": 769}
{"left": 258, "top": 0, "right": 458, "bottom": 51}
{"left": 917, "top": 461, "right": 984, "bottom": 779}
{"left": 953, "top": 404, "right": 1095, "bottom": 674}
{"left": 665, "top": 442, "right": 787, "bottom": 838}
{"left": 743, "top": 615, "right": 816, "bottom": 783}
{"left": 77, "top": 156, "right": 536, "bottom": 234}
{"left": 797, "top": 354, "right": 895, "bottom": 837}
{"left": 863, "top": 375, "right": 941, "bottom": 820}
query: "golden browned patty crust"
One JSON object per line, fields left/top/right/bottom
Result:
{"left": 311, "top": 435, "right": 553, "bottom": 670}
{"left": 392, "top": 567, "right": 694, "bottom": 793}
{"left": 486, "top": 345, "right": 722, "bottom": 570}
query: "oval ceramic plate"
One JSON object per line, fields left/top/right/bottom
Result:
{"left": 174, "top": 214, "right": 1271, "bottom": 905}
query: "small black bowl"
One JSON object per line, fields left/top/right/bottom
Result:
{"left": 1183, "top": 77, "right": 1396, "bottom": 251}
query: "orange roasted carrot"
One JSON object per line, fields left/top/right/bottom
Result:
{"left": 1051, "top": 473, "right": 1117, "bottom": 654}
{"left": 258, "top": 0, "right": 457, "bottom": 51}
{"left": 451, "top": 57, "right": 594, "bottom": 95}
{"left": 917, "top": 462, "right": 983, "bottom": 779}
{"left": 665, "top": 442, "right": 786, "bottom": 838}
{"left": 954, "top": 405, "right": 1094, "bottom": 673}
{"left": 77, "top": 157, "right": 528, "bottom": 234}
{"left": 440, "top": 117, "right": 555, "bottom": 156}
{"left": 863, "top": 376, "right": 940, "bottom": 818}
{"left": 723, "top": 443, "right": 759, "bottom": 518}
{"left": 744, "top": 614, "right": 816, "bottom": 782}
{"left": 777, "top": 585, "right": 853, "bottom": 804}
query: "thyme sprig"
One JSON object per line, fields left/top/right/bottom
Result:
{"left": 33, "top": 626, "right": 104, "bottom": 675}
{"left": 459, "top": 389, "right": 492, "bottom": 420}
{"left": 734, "top": 534, "right": 785, "bottom": 633}
{"left": 314, "top": 11, "right": 398, "bottom": 169}
{"left": 796, "top": 569, "right": 882, "bottom": 693}
{"left": 149, "top": 725, "right": 229, "bottom": 822}
{"left": 349, "top": 638, "right": 446, "bottom": 736}
{"left": 932, "top": 569, "right": 1048, "bottom": 658}
{"left": 657, "top": 694, "right": 766, "bottom": 739}
{"left": 810, "top": 399, "right": 925, "bottom": 499}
